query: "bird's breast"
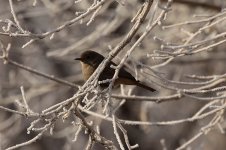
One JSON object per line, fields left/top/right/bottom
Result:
{"left": 81, "top": 62, "right": 95, "bottom": 81}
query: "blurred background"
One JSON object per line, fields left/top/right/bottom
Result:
{"left": 1, "top": 0, "right": 226, "bottom": 150}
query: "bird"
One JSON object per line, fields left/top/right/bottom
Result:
{"left": 75, "top": 50, "right": 156, "bottom": 92}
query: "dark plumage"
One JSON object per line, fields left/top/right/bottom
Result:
{"left": 75, "top": 50, "right": 156, "bottom": 92}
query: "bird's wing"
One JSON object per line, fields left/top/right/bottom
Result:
{"left": 99, "top": 61, "right": 136, "bottom": 81}
{"left": 118, "top": 66, "right": 136, "bottom": 81}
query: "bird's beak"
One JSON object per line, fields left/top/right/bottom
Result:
{"left": 74, "top": 57, "right": 81, "bottom": 61}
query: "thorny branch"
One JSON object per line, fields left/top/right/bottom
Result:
{"left": 1, "top": 0, "right": 226, "bottom": 149}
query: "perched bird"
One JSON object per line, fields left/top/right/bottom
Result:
{"left": 75, "top": 50, "right": 156, "bottom": 92}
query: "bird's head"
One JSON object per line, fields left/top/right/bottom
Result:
{"left": 75, "top": 50, "right": 105, "bottom": 67}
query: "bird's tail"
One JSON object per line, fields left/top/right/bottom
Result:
{"left": 135, "top": 81, "right": 156, "bottom": 92}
